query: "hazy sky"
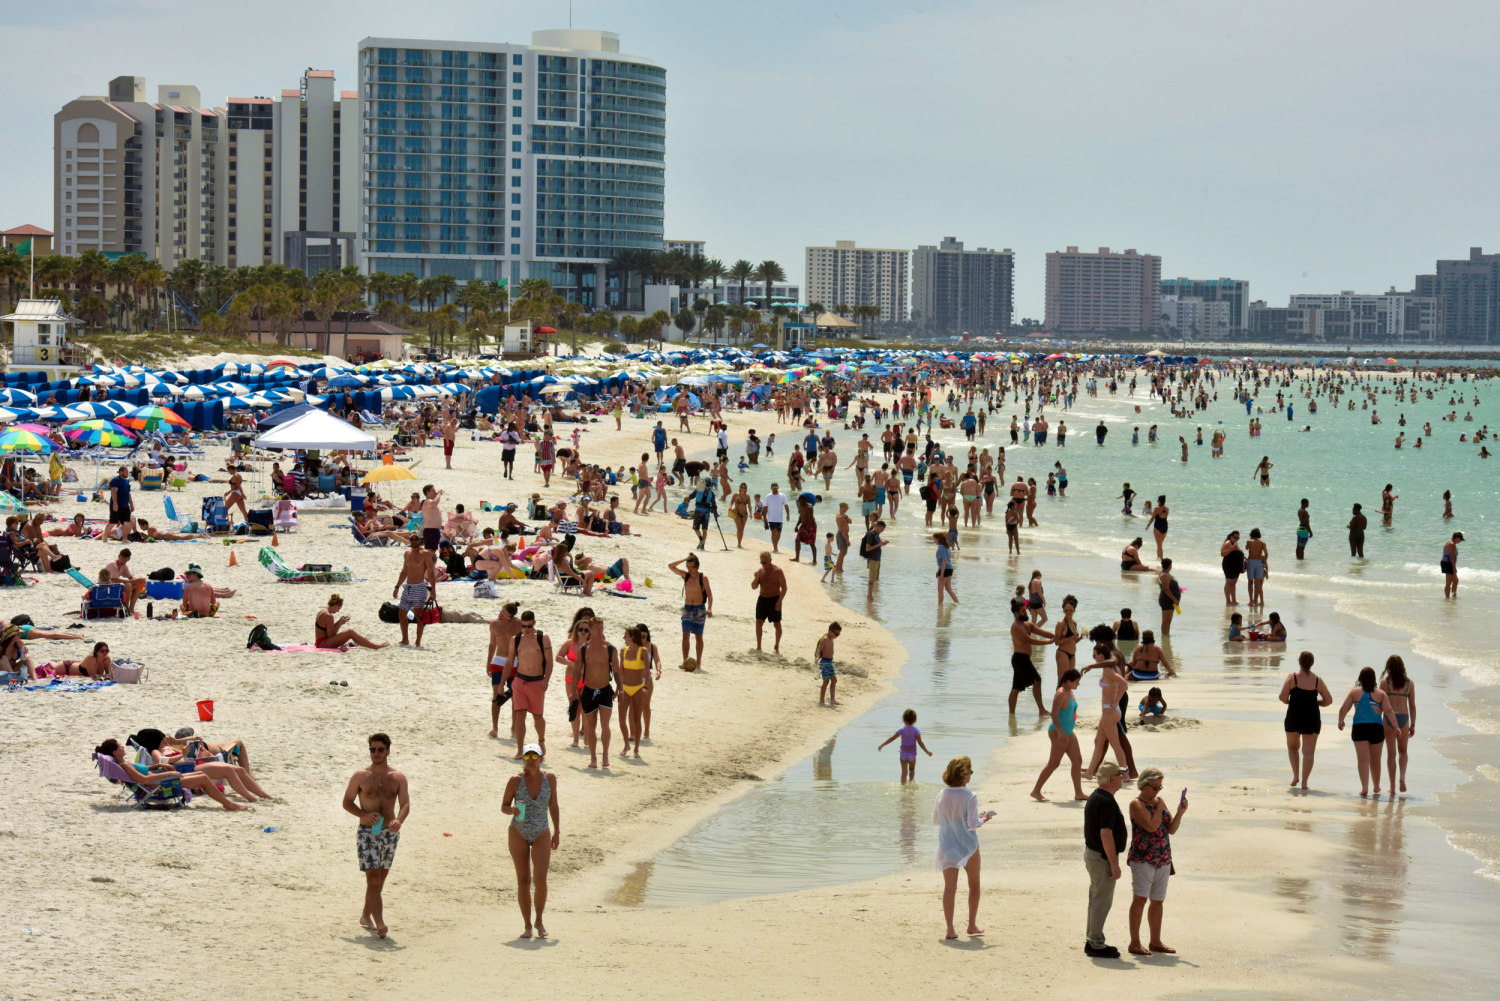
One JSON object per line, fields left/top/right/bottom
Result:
{"left": 4, "top": 0, "right": 1497, "bottom": 317}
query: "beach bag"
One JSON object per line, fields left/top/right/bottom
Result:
{"left": 51, "top": 554, "right": 73, "bottom": 572}
{"left": 418, "top": 603, "right": 444, "bottom": 625}
{"left": 246, "top": 623, "right": 280, "bottom": 651}
{"left": 378, "top": 602, "right": 400, "bottom": 624}
{"left": 148, "top": 567, "right": 175, "bottom": 581}
{"left": 112, "top": 663, "right": 148, "bottom": 684}
{"left": 474, "top": 579, "right": 499, "bottom": 599}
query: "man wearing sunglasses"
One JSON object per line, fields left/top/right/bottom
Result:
{"left": 342, "top": 733, "right": 410, "bottom": 939}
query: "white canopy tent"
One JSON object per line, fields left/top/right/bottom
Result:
{"left": 251, "top": 409, "right": 377, "bottom": 451}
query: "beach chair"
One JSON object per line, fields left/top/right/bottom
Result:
{"left": 163, "top": 496, "right": 199, "bottom": 534}
{"left": 95, "top": 752, "right": 189, "bottom": 809}
{"left": 273, "top": 499, "right": 299, "bottom": 533}
{"left": 66, "top": 567, "right": 95, "bottom": 588}
{"left": 258, "top": 545, "right": 354, "bottom": 584}
{"left": 360, "top": 409, "right": 387, "bottom": 427}
{"left": 201, "top": 497, "right": 230, "bottom": 534}
{"left": 140, "top": 468, "right": 164, "bottom": 491}
{"left": 314, "top": 472, "right": 337, "bottom": 497}
{"left": 0, "top": 538, "right": 24, "bottom": 587}
{"left": 350, "top": 521, "right": 400, "bottom": 548}
{"left": 81, "top": 583, "right": 127, "bottom": 620}
{"left": 548, "top": 560, "right": 584, "bottom": 595}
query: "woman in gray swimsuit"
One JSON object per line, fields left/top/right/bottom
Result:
{"left": 503, "top": 744, "right": 560, "bottom": 939}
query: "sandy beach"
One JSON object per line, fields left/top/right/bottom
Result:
{"left": 6, "top": 363, "right": 1499, "bottom": 1001}
{"left": 2, "top": 392, "right": 902, "bottom": 1000}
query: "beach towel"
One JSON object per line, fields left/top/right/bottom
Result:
{"left": 250, "top": 644, "right": 348, "bottom": 654}
{"left": 20, "top": 678, "right": 117, "bottom": 693}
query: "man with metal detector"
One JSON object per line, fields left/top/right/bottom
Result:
{"left": 691, "top": 479, "right": 720, "bottom": 552}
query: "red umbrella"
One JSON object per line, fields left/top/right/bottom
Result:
{"left": 536, "top": 326, "right": 557, "bottom": 334}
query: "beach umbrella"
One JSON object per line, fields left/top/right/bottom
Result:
{"left": 149, "top": 382, "right": 177, "bottom": 397}
{"left": 25, "top": 405, "right": 76, "bottom": 422}
{"left": 63, "top": 419, "right": 134, "bottom": 437}
{"left": 210, "top": 381, "right": 252, "bottom": 395}
{"left": 71, "top": 401, "right": 131, "bottom": 418}
{"left": 0, "top": 428, "right": 56, "bottom": 453}
{"left": 117, "top": 404, "right": 190, "bottom": 433}
{"left": 361, "top": 465, "right": 418, "bottom": 484}
{"left": 0, "top": 407, "right": 33, "bottom": 424}
{"left": 536, "top": 326, "right": 557, "bottom": 334}
{"left": 63, "top": 425, "right": 135, "bottom": 447}
{"left": 325, "top": 375, "right": 368, "bottom": 389}
{"left": 0, "top": 491, "right": 26, "bottom": 516}
{"left": 8, "top": 422, "right": 55, "bottom": 437}
{"left": 0, "top": 389, "right": 37, "bottom": 406}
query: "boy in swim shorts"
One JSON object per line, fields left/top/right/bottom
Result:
{"left": 816, "top": 622, "right": 841, "bottom": 706}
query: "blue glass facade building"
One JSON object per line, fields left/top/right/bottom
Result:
{"left": 358, "top": 30, "right": 664, "bottom": 307}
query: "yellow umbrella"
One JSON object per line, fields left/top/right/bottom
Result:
{"left": 361, "top": 465, "right": 418, "bottom": 484}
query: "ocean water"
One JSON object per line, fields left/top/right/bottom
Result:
{"left": 621, "top": 369, "right": 1500, "bottom": 909}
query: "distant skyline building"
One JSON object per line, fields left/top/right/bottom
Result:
{"left": 1044, "top": 246, "right": 1161, "bottom": 335}
{"left": 1416, "top": 247, "right": 1500, "bottom": 343}
{"left": 804, "top": 240, "right": 908, "bottom": 322}
{"left": 663, "top": 239, "right": 704, "bottom": 257}
{"left": 911, "top": 237, "right": 1014, "bottom": 334}
{"left": 1159, "top": 277, "right": 1249, "bottom": 330}
{"left": 358, "top": 29, "right": 665, "bottom": 308}
{"left": 1158, "top": 295, "right": 1230, "bottom": 339}
{"left": 1286, "top": 290, "right": 1444, "bottom": 342}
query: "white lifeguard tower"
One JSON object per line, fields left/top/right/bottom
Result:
{"left": 2, "top": 298, "right": 88, "bottom": 377}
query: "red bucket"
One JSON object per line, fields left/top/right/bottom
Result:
{"left": 196, "top": 699, "right": 215, "bottom": 722}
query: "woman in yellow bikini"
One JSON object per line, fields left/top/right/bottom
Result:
{"left": 637, "top": 623, "right": 663, "bottom": 742}
{"left": 615, "top": 624, "right": 651, "bottom": 759}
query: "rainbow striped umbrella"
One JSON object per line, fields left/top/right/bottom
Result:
{"left": 0, "top": 428, "right": 56, "bottom": 453}
{"left": 63, "top": 420, "right": 137, "bottom": 447}
{"left": 8, "top": 422, "right": 55, "bottom": 437}
{"left": 116, "top": 404, "right": 190, "bottom": 433}
{"left": 0, "top": 491, "right": 27, "bottom": 515}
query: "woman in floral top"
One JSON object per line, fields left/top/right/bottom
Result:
{"left": 1126, "top": 766, "right": 1188, "bottom": 956}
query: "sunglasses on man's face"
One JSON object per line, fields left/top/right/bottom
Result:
{"left": 369, "top": 746, "right": 388, "bottom": 753}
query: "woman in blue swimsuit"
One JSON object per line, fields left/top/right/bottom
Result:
{"left": 1336, "top": 667, "right": 1399, "bottom": 797}
{"left": 1030, "top": 668, "right": 1085, "bottom": 802}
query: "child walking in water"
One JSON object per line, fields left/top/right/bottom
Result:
{"left": 820, "top": 531, "right": 836, "bottom": 583}
{"left": 816, "top": 622, "right": 842, "bottom": 706}
{"left": 878, "top": 708, "right": 933, "bottom": 783}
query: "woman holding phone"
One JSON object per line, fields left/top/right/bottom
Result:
{"left": 502, "top": 743, "right": 560, "bottom": 939}
{"left": 1126, "top": 767, "right": 1186, "bottom": 956}
{"left": 934, "top": 755, "right": 995, "bottom": 940}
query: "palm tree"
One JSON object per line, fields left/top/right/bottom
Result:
{"left": 367, "top": 271, "right": 392, "bottom": 309}
{"left": 704, "top": 258, "right": 726, "bottom": 302}
{"left": 726, "top": 259, "right": 754, "bottom": 307}
{"left": 674, "top": 307, "right": 696, "bottom": 345}
{"left": 562, "top": 300, "right": 586, "bottom": 354}
{"left": 395, "top": 272, "right": 420, "bottom": 307}
{"left": 751, "top": 260, "right": 786, "bottom": 316}
{"left": 618, "top": 314, "right": 639, "bottom": 343}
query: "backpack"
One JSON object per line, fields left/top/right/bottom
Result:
{"left": 378, "top": 601, "right": 400, "bottom": 623}
{"left": 857, "top": 533, "right": 872, "bottom": 558}
{"left": 148, "top": 567, "right": 175, "bottom": 582}
{"left": 246, "top": 623, "right": 280, "bottom": 651}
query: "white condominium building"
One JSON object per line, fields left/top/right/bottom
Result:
{"left": 805, "top": 240, "right": 908, "bottom": 322}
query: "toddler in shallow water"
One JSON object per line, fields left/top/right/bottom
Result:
{"left": 878, "top": 708, "right": 933, "bottom": 784}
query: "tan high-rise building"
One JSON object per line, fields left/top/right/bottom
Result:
{"left": 1044, "top": 246, "right": 1161, "bottom": 335}
{"left": 805, "top": 240, "right": 908, "bottom": 324}
{"left": 55, "top": 71, "right": 356, "bottom": 274}
{"left": 54, "top": 77, "right": 222, "bottom": 266}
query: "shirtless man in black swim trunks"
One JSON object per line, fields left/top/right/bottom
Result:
{"left": 577, "top": 617, "right": 615, "bottom": 769}
{"left": 1010, "top": 602, "right": 1054, "bottom": 715}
